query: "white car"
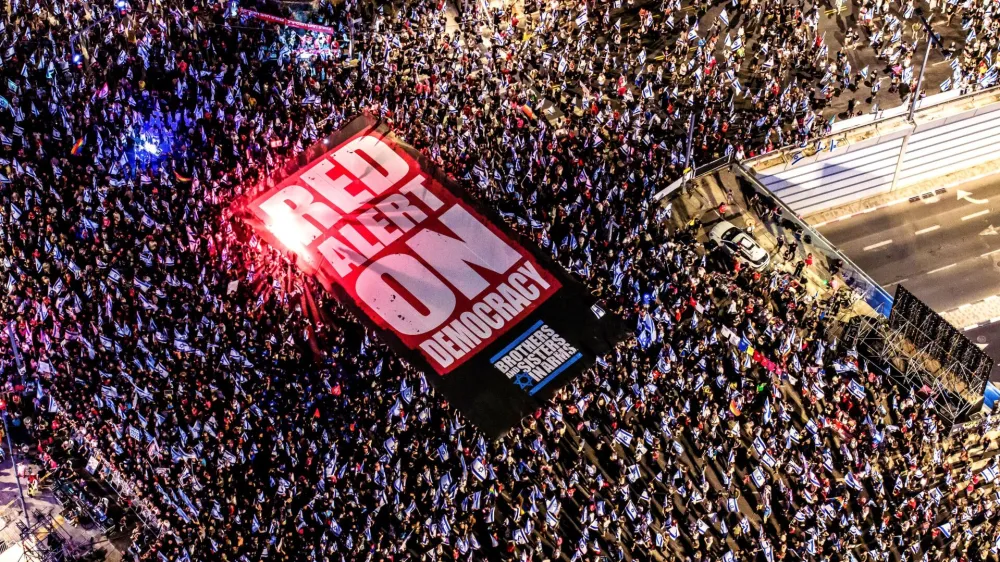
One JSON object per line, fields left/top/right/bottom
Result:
{"left": 708, "top": 221, "right": 770, "bottom": 270}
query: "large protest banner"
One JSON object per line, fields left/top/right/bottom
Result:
{"left": 243, "top": 116, "right": 622, "bottom": 435}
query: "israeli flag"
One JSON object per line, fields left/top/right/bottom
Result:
{"left": 471, "top": 458, "right": 488, "bottom": 481}
{"left": 938, "top": 522, "right": 952, "bottom": 539}
{"left": 845, "top": 472, "right": 863, "bottom": 490}
{"left": 848, "top": 379, "right": 866, "bottom": 399}
{"left": 719, "top": 9, "right": 729, "bottom": 26}
{"left": 806, "top": 419, "right": 819, "bottom": 434}
{"left": 614, "top": 428, "right": 634, "bottom": 447}
{"left": 643, "top": 82, "right": 653, "bottom": 98}
{"left": 575, "top": 11, "right": 588, "bottom": 26}
{"left": 981, "top": 465, "right": 999, "bottom": 484}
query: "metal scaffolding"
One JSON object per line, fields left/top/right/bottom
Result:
{"left": 0, "top": 508, "right": 93, "bottom": 562}
{"left": 846, "top": 313, "right": 987, "bottom": 426}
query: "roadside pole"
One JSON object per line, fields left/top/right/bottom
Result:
{"left": 683, "top": 110, "right": 696, "bottom": 190}
{"left": 908, "top": 12, "right": 943, "bottom": 122}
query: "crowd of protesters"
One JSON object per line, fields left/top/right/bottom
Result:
{"left": 0, "top": 0, "right": 999, "bottom": 560}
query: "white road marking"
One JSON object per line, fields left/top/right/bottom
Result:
{"left": 978, "top": 343, "right": 990, "bottom": 350}
{"left": 962, "top": 209, "right": 990, "bottom": 221}
{"left": 957, "top": 189, "right": 989, "bottom": 205}
{"left": 982, "top": 248, "right": 1000, "bottom": 258}
{"left": 914, "top": 225, "right": 940, "bottom": 235}
{"left": 927, "top": 263, "right": 957, "bottom": 274}
{"left": 884, "top": 278, "right": 908, "bottom": 287}
{"left": 966, "top": 324, "right": 980, "bottom": 330}
{"left": 863, "top": 240, "right": 893, "bottom": 251}
{"left": 959, "top": 303, "right": 973, "bottom": 310}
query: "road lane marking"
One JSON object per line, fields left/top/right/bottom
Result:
{"left": 958, "top": 189, "right": 989, "bottom": 204}
{"left": 884, "top": 278, "right": 908, "bottom": 287}
{"left": 966, "top": 324, "right": 980, "bottom": 330}
{"left": 983, "top": 249, "right": 1000, "bottom": 258}
{"left": 863, "top": 240, "right": 893, "bottom": 251}
{"left": 914, "top": 225, "right": 940, "bottom": 235}
{"left": 962, "top": 209, "right": 990, "bottom": 221}
{"left": 959, "top": 303, "right": 973, "bottom": 310}
{"left": 927, "top": 263, "right": 957, "bottom": 274}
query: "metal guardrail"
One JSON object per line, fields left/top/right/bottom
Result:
{"left": 652, "top": 154, "right": 733, "bottom": 202}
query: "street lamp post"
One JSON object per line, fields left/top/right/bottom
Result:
{"left": 908, "top": 12, "right": 944, "bottom": 122}
{"left": 1, "top": 410, "right": 30, "bottom": 528}
{"left": 683, "top": 110, "right": 696, "bottom": 189}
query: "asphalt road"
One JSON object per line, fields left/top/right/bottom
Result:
{"left": 820, "top": 173, "right": 1000, "bottom": 364}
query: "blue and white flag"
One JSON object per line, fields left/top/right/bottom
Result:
{"left": 848, "top": 379, "right": 866, "bottom": 399}
{"left": 471, "top": 458, "right": 488, "bottom": 481}
{"left": 981, "top": 465, "right": 999, "bottom": 484}
{"left": 614, "top": 428, "right": 634, "bottom": 447}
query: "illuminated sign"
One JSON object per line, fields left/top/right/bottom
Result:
{"left": 244, "top": 117, "right": 622, "bottom": 435}
{"left": 250, "top": 129, "right": 561, "bottom": 374}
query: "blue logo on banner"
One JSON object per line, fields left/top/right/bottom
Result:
{"left": 491, "top": 320, "right": 582, "bottom": 396}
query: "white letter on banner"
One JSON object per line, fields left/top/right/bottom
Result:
{"left": 300, "top": 159, "right": 371, "bottom": 216}
{"left": 420, "top": 339, "right": 454, "bottom": 369}
{"left": 406, "top": 205, "right": 521, "bottom": 299}
{"left": 355, "top": 253, "right": 455, "bottom": 335}
{"left": 313, "top": 135, "right": 409, "bottom": 214}
{"left": 258, "top": 184, "right": 342, "bottom": 248}
{"left": 316, "top": 235, "right": 368, "bottom": 278}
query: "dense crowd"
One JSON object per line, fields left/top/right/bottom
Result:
{"left": 0, "top": 0, "right": 1000, "bottom": 560}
